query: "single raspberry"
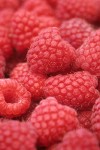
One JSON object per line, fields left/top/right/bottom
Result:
{"left": 43, "top": 71, "right": 99, "bottom": 110}
{"left": 22, "top": 0, "right": 54, "bottom": 16}
{"left": 55, "top": 0, "right": 100, "bottom": 23}
{"left": 0, "top": 9, "right": 14, "bottom": 27}
{"left": 91, "top": 98, "right": 100, "bottom": 142}
{"left": 0, "top": 50, "right": 6, "bottom": 78}
{"left": 0, "top": 120, "right": 37, "bottom": 150}
{"left": 48, "top": 129, "right": 100, "bottom": 150}
{"left": 75, "top": 29, "right": 100, "bottom": 76}
{"left": 0, "top": 0, "right": 20, "bottom": 10}
{"left": 0, "top": 79, "right": 31, "bottom": 118}
{"left": 0, "top": 26, "right": 13, "bottom": 60}
{"left": 78, "top": 110, "right": 92, "bottom": 129}
{"left": 10, "top": 63, "right": 46, "bottom": 101}
{"left": 29, "top": 97, "right": 79, "bottom": 147}
{"left": 27, "top": 27, "right": 76, "bottom": 75}
{"left": 60, "top": 18, "right": 94, "bottom": 49}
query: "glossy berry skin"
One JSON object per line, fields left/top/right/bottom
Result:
{"left": 29, "top": 97, "right": 79, "bottom": 147}
{"left": 48, "top": 129, "right": 100, "bottom": 150}
{"left": 44, "top": 71, "right": 99, "bottom": 110}
{"left": 0, "top": 0, "right": 20, "bottom": 10}
{"left": 0, "top": 50, "right": 6, "bottom": 78}
{"left": 60, "top": 18, "right": 93, "bottom": 49}
{"left": 55, "top": 0, "right": 100, "bottom": 23}
{"left": 10, "top": 63, "right": 46, "bottom": 101}
{"left": 22, "top": 0, "right": 54, "bottom": 16}
{"left": 78, "top": 111, "right": 92, "bottom": 129}
{"left": 0, "top": 26, "right": 13, "bottom": 60}
{"left": 27, "top": 27, "right": 76, "bottom": 75}
{"left": 91, "top": 98, "right": 100, "bottom": 142}
{"left": 75, "top": 30, "right": 100, "bottom": 76}
{"left": 0, "top": 121, "right": 37, "bottom": 150}
{"left": 0, "top": 79, "right": 31, "bottom": 118}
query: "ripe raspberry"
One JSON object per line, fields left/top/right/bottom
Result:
{"left": 0, "top": 79, "right": 31, "bottom": 118}
{"left": 75, "top": 29, "right": 100, "bottom": 76}
{"left": 0, "top": 9, "right": 14, "bottom": 27}
{"left": 91, "top": 98, "right": 100, "bottom": 142}
{"left": 0, "top": 0, "right": 20, "bottom": 10}
{"left": 27, "top": 27, "right": 76, "bottom": 75}
{"left": 0, "top": 26, "right": 13, "bottom": 60}
{"left": 78, "top": 111, "right": 92, "bottom": 129}
{"left": 44, "top": 71, "right": 99, "bottom": 110}
{"left": 48, "top": 129, "right": 100, "bottom": 150}
{"left": 55, "top": 0, "right": 100, "bottom": 23}
{"left": 0, "top": 50, "right": 6, "bottom": 78}
{"left": 29, "top": 97, "right": 79, "bottom": 147}
{"left": 0, "top": 120, "right": 37, "bottom": 150}
{"left": 10, "top": 63, "right": 46, "bottom": 101}
{"left": 47, "top": 0, "right": 57, "bottom": 8}
{"left": 22, "top": 0, "right": 54, "bottom": 16}
{"left": 60, "top": 18, "right": 94, "bottom": 49}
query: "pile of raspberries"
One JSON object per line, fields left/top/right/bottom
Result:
{"left": 0, "top": 0, "right": 100, "bottom": 149}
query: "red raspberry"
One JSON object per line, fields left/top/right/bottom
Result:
{"left": 55, "top": 0, "right": 100, "bottom": 23}
{"left": 0, "top": 26, "right": 13, "bottom": 60}
{"left": 0, "top": 50, "right": 6, "bottom": 78}
{"left": 75, "top": 30, "right": 100, "bottom": 76}
{"left": 0, "top": 120, "right": 37, "bottom": 150}
{"left": 91, "top": 98, "right": 100, "bottom": 142}
{"left": 60, "top": 18, "right": 94, "bottom": 49}
{"left": 47, "top": 0, "right": 57, "bottom": 8}
{"left": 10, "top": 63, "right": 46, "bottom": 101}
{"left": 44, "top": 71, "right": 99, "bottom": 110}
{"left": 0, "top": 9, "right": 14, "bottom": 27}
{"left": 29, "top": 97, "right": 79, "bottom": 147}
{"left": 22, "top": 0, "right": 54, "bottom": 16}
{"left": 0, "top": 0, "right": 20, "bottom": 10}
{"left": 0, "top": 79, "right": 31, "bottom": 118}
{"left": 48, "top": 129, "right": 100, "bottom": 150}
{"left": 27, "top": 27, "right": 76, "bottom": 75}
{"left": 78, "top": 110, "right": 92, "bottom": 129}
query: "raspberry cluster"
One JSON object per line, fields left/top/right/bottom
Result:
{"left": 0, "top": 0, "right": 100, "bottom": 149}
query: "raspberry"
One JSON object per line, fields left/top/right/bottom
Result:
{"left": 78, "top": 111, "right": 92, "bottom": 129}
{"left": 27, "top": 27, "right": 76, "bottom": 75}
{"left": 48, "top": 129, "right": 100, "bottom": 150}
{"left": 43, "top": 71, "right": 99, "bottom": 110}
{"left": 29, "top": 97, "right": 79, "bottom": 147}
{"left": 75, "top": 30, "right": 100, "bottom": 76}
{"left": 10, "top": 63, "right": 46, "bottom": 101}
{"left": 0, "top": 50, "right": 6, "bottom": 78}
{"left": 22, "top": 0, "right": 54, "bottom": 16}
{"left": 0, "top": 120, "right": 37, "bottom": 150}
{"left": 55, "top": 0, "right": 100, "bottom": 23}
{"left": 0, "top": 79, "right": 31, "bottom": 118}
{"left": 60, "top": 18, "right": 94, "bottom": 49}
{"left": 0, "top": 26, "right": 13, "bottom": 60}
{"left": 91, "top": 98, "right": 100, "bottom": 142}
{"left": 0, "top": 0, "right": 20, "bottom": 10}
{"left": 47, "top": 0, "right": 57, "bottom": 8}
{"left": 0, "top": 9, "right": 14, "bottom": 27}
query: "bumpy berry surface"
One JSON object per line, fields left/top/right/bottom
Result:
{"left": 0, "top": 0, "right": 20, "bottom": 10}
{"left": 22, "top": 0, "right": 54, "bottom": 16}
{"left": 44, "top": 71, "right": 99, "bottom": 110}
{"left": 27, "top": 27, "right": 76, "bottom": 75}
{"left": 0, "top": 50, "right": 6, "bottom": 78}
{"left": 55, "top": 0, "right": 100, "bottom": 23}
{"left": 60, "top": 18, "right": 93, "bottom": 49}
{"left": 0, "top": 9, "right": 14, "bottom": 27}
{"left": 0, "top": 79, "right": 31, "bottom": 118}
{"left": 48, "top": 129, "right": 100, "bottom": 150}
{"left": 78, "top": 110, "right": 92, "bottom": 129}
{"left": 47, "top": 0, "right": 57, "bottom": 8}
{"left": 29, "top": 97, "right": 79, "bottom": 147}
{"left": 91, "top": 98, "right": 100, "bottom": 142}
{"left": 0, "top": 26, "right": 13, "bottom": 59}
{"left": 75, "top": 30, "right": 100, "bottom": 76}
{"left": 0, "top": 121, "right": 37, "bottom": 150}
{"left": 10, "top": 63, "right": 46, "bottom": 101}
